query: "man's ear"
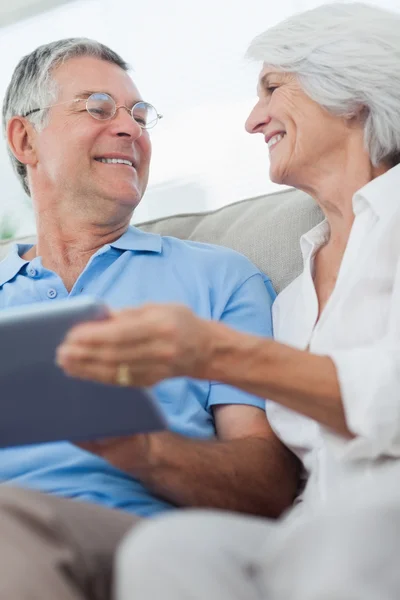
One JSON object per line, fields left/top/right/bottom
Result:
{"left": 7, "top": 116, "right": 38, "bottom": 167}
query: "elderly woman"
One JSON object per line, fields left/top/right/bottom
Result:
{"left": 58, "top": 2, "right": 400, "bottom": 598}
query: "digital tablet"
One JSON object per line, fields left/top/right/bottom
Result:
{"left": 0, "top": 296, "right": 167, "bottom": 447}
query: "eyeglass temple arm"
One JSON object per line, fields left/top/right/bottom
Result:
{"left": 22, "top": 107, "right": 41, "bottom": 118}
{"left": 22, "top": 99, "right": 81, "bottom": 119}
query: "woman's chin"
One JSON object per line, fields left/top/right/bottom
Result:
{"left": 269, "top": 164, "right": 286, "bottom": 186}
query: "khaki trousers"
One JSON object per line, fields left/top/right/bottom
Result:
{"left": 0, "top": 485, "right": 137, "bottom": 600}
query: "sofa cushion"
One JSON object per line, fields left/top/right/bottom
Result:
{"left": 0, "top": 187, "right": 323, "bottom": 293}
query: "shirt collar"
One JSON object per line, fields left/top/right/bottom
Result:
{"left": 0, "top": 226, "right": 162, "bottom": 287}
{"left": 299, "top": 164, "right": 400, "bottom": 264}
{"left": 300, "top": 219, "right": 330, "bottom": 265}
{"left": 109, "top": 225, "right": 162, "bottom": 253}
{"left": 352, "top": 163, "right": 400, "bottom": 219}
{"left": 0, "top": 243, "right": 31, "bottom": 287}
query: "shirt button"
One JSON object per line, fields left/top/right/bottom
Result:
{"left": 27, "top": 266, "right": 37, "bottom": 277}
{"left": 47, "top": 288, "right": 57, "bottom": 299}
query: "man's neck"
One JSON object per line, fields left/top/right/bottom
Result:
{"left": 24, "top": 216, "right": 130, "bottom": 292}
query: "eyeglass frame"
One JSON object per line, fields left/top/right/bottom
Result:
{"left": 21, "top": 93, "right": 163, "bottom": 130}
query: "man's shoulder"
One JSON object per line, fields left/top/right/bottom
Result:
{"left": 160, "top": 235, "right": 265, "bottom": 278}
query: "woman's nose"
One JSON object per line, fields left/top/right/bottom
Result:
{"left": 245, "top": 102, "right": 271, "bottom": 134}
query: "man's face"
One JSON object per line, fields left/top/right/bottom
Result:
{"left": 32, "top": 56, "right": 152, "bottom": 213}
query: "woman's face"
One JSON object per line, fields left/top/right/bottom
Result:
{"left": 245, "top": 66, "right": 362, "bottom": 189}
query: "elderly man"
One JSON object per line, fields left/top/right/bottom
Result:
{"left": 0, "top": 39, "right": 299, "bottom": 600}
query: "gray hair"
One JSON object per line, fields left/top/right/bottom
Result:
{"left": 247, "top": 2, "right": 400, "bottom": 167}
{"left": 2, "top": 38, "right": 129, "bottom": 196}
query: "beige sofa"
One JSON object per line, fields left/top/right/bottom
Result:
{"left": 0, "top": 187, "right": 323, "bottom": 292}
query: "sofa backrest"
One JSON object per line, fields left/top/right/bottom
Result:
{"left": 138, "top": 188, "right": 323, "bottom": 292}
{"left": 0, "top": 187, "right": 323, "bottom": 293}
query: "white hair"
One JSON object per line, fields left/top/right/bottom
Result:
{"left": 2, "top": 38, "right": 129, "bottom": 196}
{"left": 246, "top": 2, "right": 400, "bottom": 167}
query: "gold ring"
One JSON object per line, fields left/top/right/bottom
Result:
{"left": 116, "top": 363, "right": 132, "bottom": 387}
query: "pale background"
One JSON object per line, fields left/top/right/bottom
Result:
{"left": 0, "top": 0, "right": 399, "bottom": 235}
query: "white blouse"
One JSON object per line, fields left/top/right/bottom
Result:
{"left": 269, "top": 163, "right": 400, "bottom": 508}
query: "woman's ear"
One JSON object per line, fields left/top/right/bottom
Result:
{"left": 345, "top": 104, "right": 369, "bottom": 125}
{"left": 7, "top": 116, "right": 38, "bottom": 167}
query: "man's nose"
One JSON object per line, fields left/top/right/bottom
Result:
{"left": 113, "top": 106, "right": 143, "bottom": 139}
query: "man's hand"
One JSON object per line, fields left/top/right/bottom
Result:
{"left": 76, "top": 410, "right": 300, "bottom": 517}
{"left": 56, "top": 303, "right": 215, "bottom": 386}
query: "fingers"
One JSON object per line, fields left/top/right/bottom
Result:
{"left": 56, "top": 303, "right": 200, "bottom": 386}
{"left": 59, "top": 354, "right": 170, "bottom": 387}
{"left": 56, "top": 341, "right": 174, "bottom": 386}
{"left": 58, "top": 356, "right": 118, "bottom": 385}
{"left": 62, "top": 304, "right": 184, "bottom": 347}
{"left": 63, "top": 314, "right": 140, "bottom": 347}
{"left": 57, "top": 336, "right": 177, "bottom": 367}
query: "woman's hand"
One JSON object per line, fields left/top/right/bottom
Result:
{"left": 56, "top": 303, "right": 214, "bottom": 386}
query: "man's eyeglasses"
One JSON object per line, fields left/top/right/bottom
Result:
{"left": 22, "top": 92, "right": 163, "bottom": 130}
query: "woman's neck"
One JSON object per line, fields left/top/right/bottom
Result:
{"left": 300, "top": 159, "right": 391, "bottom": 246}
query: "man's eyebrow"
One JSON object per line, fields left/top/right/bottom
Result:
{"left": 73, "top": 90, "right": 98, "bottom": 100}
{"left": 73, "top": 90, "right": 142, "bottom": 106}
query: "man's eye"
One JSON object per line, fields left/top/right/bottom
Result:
{"left": 267, "top": 86, "right": 278, "bottom": 94}
{"left": 90, "top": 108, "right": 108, "bottom": 116}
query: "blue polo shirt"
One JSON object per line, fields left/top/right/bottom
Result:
{"left": 0, "top": 226, "right": 275, "bottom": 516}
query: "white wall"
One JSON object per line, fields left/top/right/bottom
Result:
{"left": 0, "top": 0, "right": 73, "bottom": 27}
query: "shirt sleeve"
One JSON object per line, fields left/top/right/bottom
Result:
{"left": 207, "top": 272, "right": 275, "bottom": 411}
{"left": 327, "top": 257, "right": 400, "bottom": 460}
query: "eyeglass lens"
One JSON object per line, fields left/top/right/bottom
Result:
{"left": 86, "top": 93, "right": 158, "bottom": 128}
